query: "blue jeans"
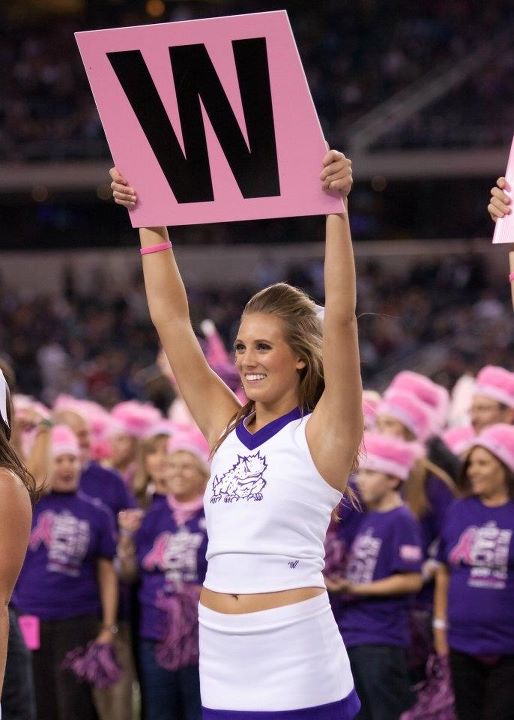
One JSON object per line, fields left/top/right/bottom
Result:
{"left": 348, "top": 644, "right": 415, "bottom": 720}
{"left": 139, "top": 639, "right": 201, "bottom": 720}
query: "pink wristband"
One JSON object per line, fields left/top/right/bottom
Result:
{"left": 140, "top": 240, "right": 172, "bottom": 256}
{"left": 509, "top": 272, "right": 514, "bottom": 283}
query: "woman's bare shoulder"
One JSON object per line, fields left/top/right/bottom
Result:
{"left": 0, "top": 467, "right": 30, "bottom": 501}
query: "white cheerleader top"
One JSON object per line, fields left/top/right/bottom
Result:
{"left": 203, "top": 407, "right": 343, "bottom": 593}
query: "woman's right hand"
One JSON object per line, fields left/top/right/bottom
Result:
{"left": 118, "top": 508, "right": 144, "bottom": 534}
{"left": 433, "top": 627, "right": 449, "bottom": 657}
{"left": 488, "top": 177, "right": 511, "bottom": 222}
{"left": 109, "top": 168, "right": 137, "bottom": 208}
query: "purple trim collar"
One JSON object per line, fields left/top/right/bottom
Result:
{"left": 203, "top": 690, "right": 360, "bottom": 719}
{"left": 235, "top": 407, "right": 304, "bottom": 451}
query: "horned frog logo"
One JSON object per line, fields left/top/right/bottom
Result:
{"left": 211, "top": 452, "right": 268, "bottom": 503}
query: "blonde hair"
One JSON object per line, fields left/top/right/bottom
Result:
{"left": 404, "top": 457, "right": 457, "bottom": 519}
{"left": 212, "top": 283, "right": 324, "bottom": 454}
{"left": 211, "top": 283, "right": 358, "bottom": 501}
{"left": 133, "top": 434, "right": 168, "bottom": 509}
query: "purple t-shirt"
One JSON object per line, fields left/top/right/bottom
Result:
{"left": 14, "top": 491, "right": 117, "bottom": 620}
{"left": 81, "top": 461, "right": 136, "bottom": 517}
{"left": 409, "top": 472, "right": 455, "bottom": 608}
{"left": 135, "top": 501, "right": 208, "bottom": 641}
{"left": 438, "top": 496, "right": 514, "bottom": 655}
{"left": 416, "top": 473, "right": 455, "bottom": 557}
{"left": 335, "top": 505, "right": 423, "bottom": 648}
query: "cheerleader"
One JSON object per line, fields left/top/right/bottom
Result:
{"left": 110, "top": 149, "right": 362, "bottom": 718}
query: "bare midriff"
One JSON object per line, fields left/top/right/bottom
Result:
{"left": 199, "top": 586, "right": 324, "bottom": 614}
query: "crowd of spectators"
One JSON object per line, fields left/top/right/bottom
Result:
{"left": 376, "top": 41, "right": 514, "bottom": 150}
{"left": 1, "top": 0, "right": 514, "bottom": 162}
{"left": 0, "top": 249, "right": 511, "bottom": 406}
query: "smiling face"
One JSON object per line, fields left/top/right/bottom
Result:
{"left": 50, "top": 453, "right": 81, "bottom": 493}
{"left": 234, "top": 313, "right": 306, "bottom": 408}
{"left": 166, "top": 450, "right": 207, "bottom": 502}
{"left": 466, "top": 447, "right": 509, "bottom": 502}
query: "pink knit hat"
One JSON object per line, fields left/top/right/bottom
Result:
{"left": 378, "top": 389, "right": 432, "bottom": 442}
{"left": 14, "top": 394, "right": 51, "bottom": 421}
{"left": 360, "top": 432, "right": 424, "bottom": 481}
{"left": 53, "top": 394, "right": 116, "bottom": 461}
{"left": 442, "top": 426, "right": 475, "bottom": 456}
{"left": 389, "top": 371, "right": 449, "bottom": 431}
{"left": 473, "top": 366, "right": 514, "bottom": 409}
{"left": 143, "top": 420, "right": 180, "bottom": 440}
{"left": 167, "top": 430, "right": 210, "bottom": 471}
{"left": 110, "top": 401, "right": 162, "bottom": 439}
{"left": 51, "top": 425, "right": 80, "bottom": 458}
{"left": 363, "top": 390, "right": 380, "bottom": 430}
{"left": 468, "top": 423, "right": 514, "bottom": 473}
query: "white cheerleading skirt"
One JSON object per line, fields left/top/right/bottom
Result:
{"left": 199, "top": 592, "right": 360, "bottom": 719}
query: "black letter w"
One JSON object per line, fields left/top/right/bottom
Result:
{"left": 107, "top": 39, "right": 280, "bottom": 204}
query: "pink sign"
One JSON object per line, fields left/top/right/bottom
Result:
{"left": 493, "top": 135, "right": 514, "bottom": 244}
{"left": 75, "top": 11, "right": 342, "bottom": 228}
{"left": 18, "top": 615, "right": 40, "bottom": 650}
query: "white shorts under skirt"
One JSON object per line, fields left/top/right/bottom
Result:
{"left": 199, "top": 592, "right": 360, "bottom": 719}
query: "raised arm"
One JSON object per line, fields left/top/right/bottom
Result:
{"left": 110, "top": 170, "right": 240, "bottom": 446}
{"left": 306, "top": 151, "right": 363, "bottom": 491}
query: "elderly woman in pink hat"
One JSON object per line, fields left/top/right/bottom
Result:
{"left": 117, "top": 430, "right": 209, "bottom": 720}
{"left": 434, "top": 423, "right": 514, "bottom": 720}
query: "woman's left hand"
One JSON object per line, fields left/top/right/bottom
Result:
{"left": 320, "top": 150, "right": 353, "bottom": 197}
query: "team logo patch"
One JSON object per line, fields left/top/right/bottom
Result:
{"left": 210, "top": 452, "right": 268, "bottom": 503}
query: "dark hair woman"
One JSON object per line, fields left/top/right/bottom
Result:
{"left": 0, "top": 368, "right": 35, "bottom": 702}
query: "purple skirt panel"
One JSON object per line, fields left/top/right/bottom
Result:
{"left": 202, "top": 689, "right": 361, "bottom": 720}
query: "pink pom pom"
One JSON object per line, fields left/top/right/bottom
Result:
{"left": 62, "top": 641, "right": 122, "bottom": 689}
{"left": 154, "top": 585, "right": 200, "bottom": 671}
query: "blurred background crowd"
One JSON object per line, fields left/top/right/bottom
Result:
{"left": 2, "top": 1, "right": 514, "bottom": 719}
{"left": 2, "top": 0, "right": 514, "bottom": 161}
{"left": 2, "top": 0, "right": 514, "bottom": 400}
